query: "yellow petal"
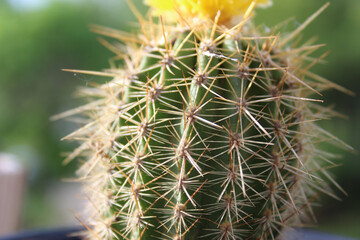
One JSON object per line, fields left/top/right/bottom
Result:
{"left": 145, "top": 0, "right": 273, "bottom": 24}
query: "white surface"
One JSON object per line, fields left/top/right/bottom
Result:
{"left": 0, "top": 153, "right": 24, "bottom": 175}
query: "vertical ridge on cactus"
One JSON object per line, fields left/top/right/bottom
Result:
{"left": 58, "top": 1, "right": 351, "bottom": 239}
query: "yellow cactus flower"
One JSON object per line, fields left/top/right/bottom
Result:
{"left": 145, "top": 0, "right": 272, "bottom": 24}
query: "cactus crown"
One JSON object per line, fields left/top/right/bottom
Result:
{"left": 59, "top": 1, "right": 349, "bottom": 240}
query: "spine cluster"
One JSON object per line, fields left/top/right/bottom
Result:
{"left": 61, "top": 5, "right": 347, "bottom": 240}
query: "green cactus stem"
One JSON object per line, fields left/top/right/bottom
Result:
{"left": 57, "top": 1, "right": 351, "bottom": 239}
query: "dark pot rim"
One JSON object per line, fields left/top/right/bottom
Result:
{"left": 0, "top": 227, "right": 357, "bottom": 240}
{"left": 0, "top": 227, "right": 83, "bottom": 240}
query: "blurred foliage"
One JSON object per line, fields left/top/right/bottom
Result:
{"left": 0, "top": 0, "right": 139, "bottom": 228}
{"left": 0, "top": 0, "right": 139, "bottom": 180}
{"left": 0, "top": 0, "right": 358, "bottom": 237}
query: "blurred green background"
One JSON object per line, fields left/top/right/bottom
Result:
{"left": 0, "top": 0, "right": 359, "bottom": 238}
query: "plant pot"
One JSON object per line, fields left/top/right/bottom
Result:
{"left": 0, "top": 227, "right": 356, "bottom": 240}
{"left": 282, "top": 228, "right": 357, "bottom": 240}
{"left": 0, "top": 227, "right": 82, "bottom": 240}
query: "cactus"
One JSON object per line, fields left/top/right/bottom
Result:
{"left": 59, "top": 1, "right": 350, "bottom": 239}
